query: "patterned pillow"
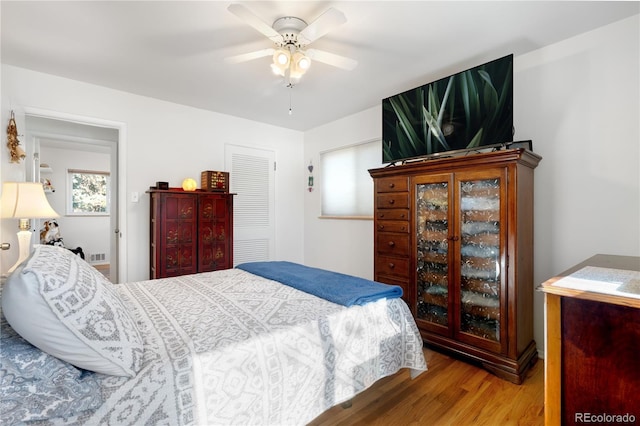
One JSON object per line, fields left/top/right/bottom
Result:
{"left": 2, "top": 245, "right": 144, "bottom": 377}
{"left": 0, "top": 307, "right": 103, "bottom": 422}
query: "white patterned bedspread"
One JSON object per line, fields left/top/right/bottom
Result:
{"left": 54, "top": 268, "right": 426, "bottom": 425}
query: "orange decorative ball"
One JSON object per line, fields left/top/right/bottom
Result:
{"left": 182, "top": 178, "right": 197, "bottom": 191}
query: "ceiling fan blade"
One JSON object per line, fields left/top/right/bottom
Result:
{"left": 225, "top": 48, "right": 275, "bottom": 64}
{"left": 298, "top": 8, "right": 347, "bottom": 45}
{"left": 227, "top": 4, "right": 281, "bottom": 43}
{"left": 305, "top": 49, "right": 357, "bottom": 71}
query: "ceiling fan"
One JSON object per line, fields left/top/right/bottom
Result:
{"left": 226, "top": 4, "right": 358, "bottom": 85}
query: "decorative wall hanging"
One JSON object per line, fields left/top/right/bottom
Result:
{"left": 307, "top": 161, "right": 314, "bottom": 192}
{"left": 6, "top": 111, "right": 26, "bottom": 164}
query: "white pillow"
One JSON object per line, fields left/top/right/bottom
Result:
{"left": 2, "top": 245, "right": 143, "bottom": 377}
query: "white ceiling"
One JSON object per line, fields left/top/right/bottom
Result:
{"left": 2, "top": 1, "right": 638, "bottom": 131}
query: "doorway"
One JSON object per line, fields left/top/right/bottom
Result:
{"left": 23, "top": 109, "right": 127, "bottom": 283}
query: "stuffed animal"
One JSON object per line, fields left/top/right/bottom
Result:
{"left": 40, "top": 219, "right": 64, "bottom": 246}
{"left": 40, "top": 177, "right": 55, "bottom": 193}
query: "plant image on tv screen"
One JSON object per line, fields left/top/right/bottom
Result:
{"left": 382, "top": 54, "right": 513, "bottom": 163}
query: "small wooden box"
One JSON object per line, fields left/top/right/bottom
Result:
{"left": 201, "top": 171, "right": 229, "bottom": 192}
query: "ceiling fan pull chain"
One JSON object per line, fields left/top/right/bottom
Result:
{"left": 288, "top": 84, "right": 293, "bottom": 115}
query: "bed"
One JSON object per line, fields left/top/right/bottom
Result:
{"left": 0, "top": 245, "right": 426, "bottom": 425}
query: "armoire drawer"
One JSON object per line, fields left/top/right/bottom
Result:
{"left": 376, "top": 209, "right": 409, "bottom": 221}
{"left": 375, "top": 255, "right": 410, "bottom": 278}
{"left": 376, "top": 193, "right": 409, "bottom": 209}
{"left": 375, "top": 176, "right": 408, "bottom": 193}
{"left": 376, "top": 220, "right": 409, "bottom": 233}
{"left": 377, "top": 233, "right": 410, "bottom": 256}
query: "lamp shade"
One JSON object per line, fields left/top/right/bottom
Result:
{"left": 1, "top": 182, "right": 59, "bottom": 219}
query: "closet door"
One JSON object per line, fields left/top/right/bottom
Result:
{"left": 226, "top": 145, "right": 275, "bottom": 265}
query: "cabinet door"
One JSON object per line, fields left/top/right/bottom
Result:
{"left": 161, "top": 194, "right": 197, "bottom": 277}
{"left": 198, "top": 194, "right": 232, "bottom": 272}
{"left": 414, "top": 174, "right": 454, "bottom": 336}
{"left": 454, "top": 169, "right": 507, "bottom": 353}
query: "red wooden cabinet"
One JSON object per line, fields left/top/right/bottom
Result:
{"left": 149, "top": 189, "right": 234, "bottom": 279}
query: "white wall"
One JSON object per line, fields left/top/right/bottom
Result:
{"left": 303, "top": 107, "right": 382, "bottom": 278}
{"left": 303, "top": 15, "right": 640, "bottom": 356}
{"left": 1, "top": 66, "right": 305, "bottom": 281}
{"left": 517, "top": 15, "right": 640, "bottom": 355}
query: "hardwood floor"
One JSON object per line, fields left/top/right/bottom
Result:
{"left": 309, "top": 348, "right": 544, "bottom": 425}
{"left": 93, "top": 263, "right": 111, "bottom": 281}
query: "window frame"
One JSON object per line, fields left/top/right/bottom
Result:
{"left": 66, "top": 169, "right": 111, "bottom": 216}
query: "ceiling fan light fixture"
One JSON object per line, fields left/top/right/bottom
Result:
{"left": 289, "top": 50, "right": 311, "bottom": 81}
{"left": 270, "top": 63, "right": 286, "bottom": 76}
{"left": 274, "top": 49, "right": 290, "bottom": 65}
{"left": 294, "top": 51, "right": 311, "bottom": 71}
{"left": 289, "top": 69, "right": 304, "bottom": 83}
{"left": 271, "top": 48, "right": 290, "bottom": 76}
{"left": 227, "top": 4, "right": 357, "bottom": 86}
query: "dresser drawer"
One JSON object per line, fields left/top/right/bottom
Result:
{"left": 376, "top": 209, "right": 409, "bottom": 221}
{"left": 377, "top": 233, "right": 410, "bottom": 256}
{"left": 375, "top": 176, "right": 408, "bottom": 193}
{"left": 376, "top": 193, "right": 409, "bottom": 209}
{"left": 375, "top": 255, "right": 410, "bottom": 278}
{"left": 376, "top": 220, "right": 409, "bottom": 233}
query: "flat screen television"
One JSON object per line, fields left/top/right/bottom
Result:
{"left": 382, "top": 54, "right": 513, "bottom": 163}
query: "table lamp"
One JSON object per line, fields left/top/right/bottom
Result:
{"left": 1, "top": 182, "right": 59, "bottom": 273}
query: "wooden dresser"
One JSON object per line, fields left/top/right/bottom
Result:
{"left": 373, "top": 174, "right": 411, "bottom": 304}
{"left": 370, "top": 148, "right": 541, "bottom": 383}
{"left": 148, "top": 189, "right": 234, "bottom": 279}
{"left": 540, "top": 254, "right": 640, "bottom": 425}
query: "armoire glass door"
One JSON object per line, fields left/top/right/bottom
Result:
{"left": 416, "top": 179, "right": 450, "bottom": 328}
{"left": 458, "top": 176, "right": 502, "bottom": 342}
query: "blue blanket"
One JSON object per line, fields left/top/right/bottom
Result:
{"left": 236, "top": 261, "right": 403, "bottom": 307}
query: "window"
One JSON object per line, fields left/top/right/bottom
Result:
{"left": 320, "top": 139, "right": 383, "bottom": 218}
{"left": 67, "top": 169, "right": 110, "bottom": 215}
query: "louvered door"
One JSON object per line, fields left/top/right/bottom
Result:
{"left": 226, "top": 145, "right": 275, "bottom": 265}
